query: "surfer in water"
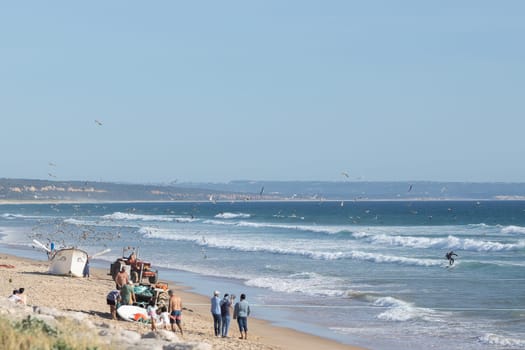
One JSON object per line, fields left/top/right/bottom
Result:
{"left": 445, "top": 251, "right": 458, "bottom": 265}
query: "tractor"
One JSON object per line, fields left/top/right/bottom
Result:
{"left": 110, "top": 247, "right": 159, "bottom": 284}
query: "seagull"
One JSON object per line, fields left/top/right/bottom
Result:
{"left": 48, "top": 173, "right": 57, "bottom": 178}
{"left": 260, "top": 186, "right": 265, "bottom": 196}
{"left": 48, "top": 162, "right": 57, "bottom": 167}
{"left": 94, "top": 119, "right": 103, "bottom": 126}
{"left": 408, "top": 184, "right": 413, "bottom": 192}
{"left": 341, "top": 172, "right": 349, "bottom": 178}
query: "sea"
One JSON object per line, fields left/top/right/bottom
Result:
{"left": 1, "top": 200, "right": 524, "bottom": 350}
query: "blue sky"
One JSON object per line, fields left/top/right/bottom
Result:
{"left": 1, "top": 1, "right": 524, "bottom": 183}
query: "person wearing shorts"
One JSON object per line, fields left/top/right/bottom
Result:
{"left": 106, "top": 290, "right": 120, "bottom": 320}
{"left": 233, "top": 293, "right": 251, "bottom": 340}
{"left": 168, "top": 289, "right": 183, "bottom": 335}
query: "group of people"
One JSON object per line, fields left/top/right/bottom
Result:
{"left": 211, "top": 290, "right": 250, "bottom": 340}
{"left": 110, "top": 265, "right": 252, "bottom": 340}
{"left": 146, "top": 289, "right": 183, "bottom": 335}
{"left": 107, "top": 266, "right": 184, "bottom": 336}
{"left": 106, "top": 266, "right": 137, "bottom": 320}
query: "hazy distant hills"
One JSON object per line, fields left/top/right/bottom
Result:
{"left": 0, "top": 178, "right": 222, "bottom": 202}
{"left": 176, "top": 180, "right": 525, "bottom": 200}
{"left": 1, "top": 178, "right": 525, "bottom": 202}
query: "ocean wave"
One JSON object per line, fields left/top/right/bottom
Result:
{"left": 245, "top": 272, "right": 346, "bottom": 297}
{"left": 202, "top": 219, "right": 350, "bottom": 235}
{"left": 140, "top": 226, "right": 348, "bottom": 260}
{"left": 1, "top": 213, "right": 43, "bottom": 220}
{"left": 62, "top": 218, "right": 141, "bottom": 230}
{"left": 353, "top": 232, "right": 525, "bottom": 252}
{"left": 1, "top": 213, "right": 25, "bottom": 219}
{"left": 348, "top": 251, "right": 442, "bottom": 267}
{"left": 214, "top": 212, "right": 251, "bottom": 219}
{"left": 63, "top": 218, "right": 91, "bottom": 226}
{"left": 501, "top": 225, "right": 525, "bottom": 235}
{"left": 345, "top": 290, "right": 379, "bottom": 302}
{"left": 477, "top": 333, "right": 525, "bottom": 347}
{"left": 102, "top": 212, "right": 175, "bottom": 222}
{"left": 374, "top": 296, "right": 438, "bottom": 322}
{"left": 140, "top": 227, "right": 442, "bottom": 266}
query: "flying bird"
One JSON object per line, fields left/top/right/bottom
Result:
{"left": 94, "top": 119, "right": 103, "bottom": 126}
{"left": 341, "top": 172, "right": 349, "bottom": 178}
{"left": 260, "top": 186, "right": 265, "bottom": 196}
{"left": 408, "top": 184, "right": 413, "bottom": 192}
{"left": 48, "top": 162, "right": 57, "bottom": 167}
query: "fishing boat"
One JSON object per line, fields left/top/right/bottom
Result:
{"left": 33, "top": 239, "right": 110, "bottom": 277}
{"left": 48, "top": 247, "right": 89, "bottom": 277}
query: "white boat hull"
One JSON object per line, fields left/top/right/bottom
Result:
{"left": 49, "top": 248, "right": 88, "bottom": 277}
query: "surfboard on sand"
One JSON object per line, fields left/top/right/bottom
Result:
{"left": 117, "top": 305, "right": 150, "bottom": 322}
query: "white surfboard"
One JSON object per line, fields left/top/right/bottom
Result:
{"left": 117, "top": 305, "right": 150, "bottom": 322}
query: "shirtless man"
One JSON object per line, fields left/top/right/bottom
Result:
{"left": 168, "top": 289, "right": 183, "bottom": 335}
{"left": 114, "top": 267, "right": 129, "bottom": 290}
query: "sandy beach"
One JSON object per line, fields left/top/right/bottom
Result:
{"left": 0, "top": 252, "right": 365, "bottom": 350}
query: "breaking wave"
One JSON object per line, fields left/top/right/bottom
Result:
{"left": 203, "top": 219, "right": 350, "bottom": 235}
{"left": 102, "top": 212, "right": 175, "bottom": 222}
{"left": 140, "top": 227, "right": 441, "bottom": 266}
{"left": 477, "top": 333, "right": 525, "bottom": 347}
{"left": 214, "top": 212, "right": 251, "bottom": 219}
{"left": 245, "top": 272, "right": 346, "bottom": 297}
{"left": 374, "top": 296, "right": 439, "bottom": 322}
{"left": 501, "top": 225, "right": 525, "bottom": 235}
{"left": 353, "top": 232, "right": 525, "bottom": 252}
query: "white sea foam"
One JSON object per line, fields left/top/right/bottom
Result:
{"left": 245, "top": 272, "right": 346, "bottom": 297}
{"left": 1, "top": 213, "right": 43, "bottom": 220}
{"left": 140, "top": 226, "right": 348, "bottom": 260}
{"left": 353, "top": 232, "right": 525, "bottom": 252}
{"left": 1, "top": 213, "right": 26, "bottom": 219}
{"left": 501, "top": 225, "right": 525, "bottom": 235}
{"left": 214, "top": 212, "right": 251, "bottom": 219}
{"left": 102, "top": 212, "right": 175, "bottom": 222}
{"left": 202, "top": 219, "right": 350, "bottom": 235}
{"left": 345, "top": 290, "right": 378, "bottom": 302}
{"left": 348, "top": 251, "right": 442, "bottom": 267}
{"left": 374, "top": 297, "right": 438, "bottom": 322}
{"left": 478, "top": 333, "right": 525, "bottom": 347}
{"left": 63, "top": 218, "right": 91, "bottom": 226}
{"left": 140, "top": 226, "right": 442, "bottom": 266}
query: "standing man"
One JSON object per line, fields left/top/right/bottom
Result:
{"left": 120, "top": 281, "right": 135, "bottom": 306}
{"left": 114, "top": 267, "right": 129, "bottom": 290}
{"left": 233, "top": 293, "right": 251, "bottom": 340}
{"left": 220, "top": 293, "right": 233, "bottom": 338}
{"left": 168, "top": 289, "right": 183, "bottom": 336}
{"left": 210, "top": 290, "right": 222, "bottom": 337}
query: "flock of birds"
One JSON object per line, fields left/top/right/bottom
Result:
{"left": 29, "top": 204, "right": 130, "bottom": 254}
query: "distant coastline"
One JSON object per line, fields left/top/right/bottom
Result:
{"left": 3, "top": 197, "right": 525, "bottom": 206}
{"left": 2, "top": 177, "right": 525, "bottom": 203}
